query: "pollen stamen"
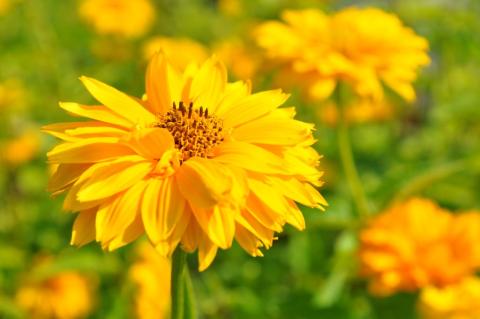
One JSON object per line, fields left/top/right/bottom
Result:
{"left": 155, "top": 102, "right": 225, "bottom": 162}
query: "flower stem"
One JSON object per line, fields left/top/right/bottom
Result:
{"left": 171, "top": 248, "right": 187, "bottom": 319}
{"left": 184, "top": 265, "right": 197, "bottom": 319}
{"left": 336, "top": 87, "right": 371, "bottom": 219}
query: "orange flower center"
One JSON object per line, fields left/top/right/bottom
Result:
{"left": 155, "top": 102, "right": 224, "bottom": 162}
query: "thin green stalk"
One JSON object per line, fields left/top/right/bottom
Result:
{"left": 184, "top": 266, "right": 197, "bottom": 319}
{"left": 336, "top": 87, "right": 371, "bottom": 219}
{"left": 171, "top": 249, "right": 187, "bottom": 319}
{"left": 392, "top": 155, "right": 480, "bottom": 202}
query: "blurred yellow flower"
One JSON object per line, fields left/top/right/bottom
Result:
{"left": 217, "top": 0, "right": 243, "bottom": 16}
{"left": 360, "top": 198, "right": 480, "bottom": 296}
{"left": 1, "top": 131, "right": 40, "bottom": 167}
{"left": 214, "top": 39, "right": 261, "bottom": 81}
{"left": 255, "top": 7, "right": 430, "bottom": 101}
{"left": 129, "top": 243, "right": 170, "bottom": 319}
{"left": 419, "top": 276, "right": 480, "bottom": 319}
{"left": 0, "top": 0, "right": 11, "bottom": 15}
{"left": 44, "top": 53, "right": 326, "bottom": 271}
{"left": 79, "top": 0, "right": 155, "bottom": 38}
{"left": 16, "top": 272, "right": 93, "bottom": 319}
{"left": 319, "top": 99, "right": 394, "bottom": 126}
{"left": 143, "top": 37, "right": 209, "bottom": 71}
{"left": 0, "top": 79, "right": 26, "bottom": 111}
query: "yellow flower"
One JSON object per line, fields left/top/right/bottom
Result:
{"left": 214, "top": 39, "right": 261, "bottom": 81}
{"left": 1, "top": 131, "right": 40, "bottom": 166}
{"left": 359, "top": 198, "right": 480, "bottom": 296}
{"left": 217, "top": 0, "right": 243, "bottom": 16}
{"left": 79, "top": 0, "right": 155, "bottom": 38}
{"left": 318, "top": 99, "right": 394, "bottom": 126}
{"left": 16, "top": 271, "right": 93, "bottom": 319}
{"left": 255, "top": 7, "right": 430, "bottom": 101}
{"left": 44, "top": 53, "right": 326, "bottom": 271}
{"left": 0, "top": 0, "right": 11, "bottom": 15}
{"left": 129, "top": 243, "right": 170, "bottom": 319}
{"left": 0, "top": 79, "right": 26, "bottom": 112}
{"left": 419, "top": 276, "right": 480, "bottom": 319}
{"left": 143, "top": 37, "right": 209, "bottom": 71}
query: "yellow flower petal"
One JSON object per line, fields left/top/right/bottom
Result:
{"left": 76, "top": 156, "right": 153, "bottom": 202}
{"left": 59, "top": 102, "right": 132, "bottom": 128}
{"left": 48, "top": 163, "right": 91, "bottom": 194}
{"left": 141, "top": 177, "right": 186, "bottom": 244}
{"left": 189, "top": 56, "right": 227, "bottom": 110}
{"left": 123, "top": 127, "right": 174, "bottom": 160}
{"left": 198, "top": 231, "right": 218, "bottom": 272}
{"left": 213, "top": 141, "right": 288, "bottom": 175}
{"left": 96, "top": 180, "right": 147, "bottom": 246}
{"left": 223, "top": 89, "right": 289, "bottom": 128}
{"left": 235, "top": 224, "right": 263, "bottom": 257}
{"left": 145, "top": 52, "right": 182, "bottom": 114}
{"left": 176, "top": 157, "right": 234, "bottom": 208}
{"left": 191, "top": 205, "right": 235, "bottom": 249}
{"left": 47, "top": 137, "right": 134, "bottom": 163}
{"left": 71, "top": 209, "right": 97, "bottom": 246}
{"left": 232, "top": 117, "right": 314, "bottom": 146}
{"left": 80, "top": 76, "right": 156, "bottom": 124}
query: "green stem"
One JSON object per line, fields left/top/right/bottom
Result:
{"left": 184, "top": 266, "right": 197, "bottom": 319}
{"left": 171, "top": 249, "right": 187, "bottom": 319}
{"left": 392, "top": 156, "right": 480, "bottom": 202}
{"left": 336, "top": 87, "right": 371, "bottom": 219}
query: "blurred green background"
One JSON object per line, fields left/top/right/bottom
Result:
{"left": 1, "top": 0, "right": 480, "bottom": 318}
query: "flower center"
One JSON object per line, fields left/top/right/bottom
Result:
{"left": 155, "top": 102, "right": 224, "bottom": 162}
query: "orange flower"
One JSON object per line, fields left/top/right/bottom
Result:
{"left": 1, "top": 131, "right": 40, "bottom": 167}
{"left": 16, "top": 272, "right": 93, "bottom": 319}
{"left": 255, "top": 7, "right": 430, "bottom": 101}
{"left": 359, "top": 198, "right": 480, "bottom": 296}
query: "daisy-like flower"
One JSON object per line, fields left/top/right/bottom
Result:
{"left": 129, "top": 243, "right": 171, "bottom": 319}
{"left": 255, "top": 7, "right": 430, "bottom": 101}
{"left": 44, "top": 53, "right": 326, "bottom": 271}
{"left": 359, "top": 198, "right": 480, "bottom": 296}
{"left": 79, "top": 0, "right": 155, "bottom": 38}
{"left": 419, "top": 276, "right": 480, "bottom": 319}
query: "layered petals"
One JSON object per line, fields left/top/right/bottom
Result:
{"left": 46, "top": 52, "right": 325, "bottom": 271}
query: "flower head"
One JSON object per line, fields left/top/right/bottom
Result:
{"left": 129, "top": 243, "right": 170, "bottom": 319}
{"left": 44, "top": 53, "right": 326, "bottom": 271}
{"left": 359, "top": 198, "right": 480, "bottom": 295}
{"left": 79, "top": 0, "right": 155, "bottom": 38}
{"left": 419, "top": 276, "right": 480, "bottom": 319}
{"left": 16, "top": 271, "right": 93, "bottom": 319}
{"left": 255, "top": 7, "right": 430, "bottom": 101}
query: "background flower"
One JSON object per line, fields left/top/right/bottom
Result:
{"left": 360, "top": 198, "right": 480, "bottom": 296}
{"left": 129, "top": 243, "right": 171, "bottom": 319}
{"left": 79, "top": 0, "right": 155, "bottom": 38}
{"left": 418, "top": 276, "right": 480, "bottom": 319}
{"left": 255, "top": 7, "right": 430, "bottom": 101}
